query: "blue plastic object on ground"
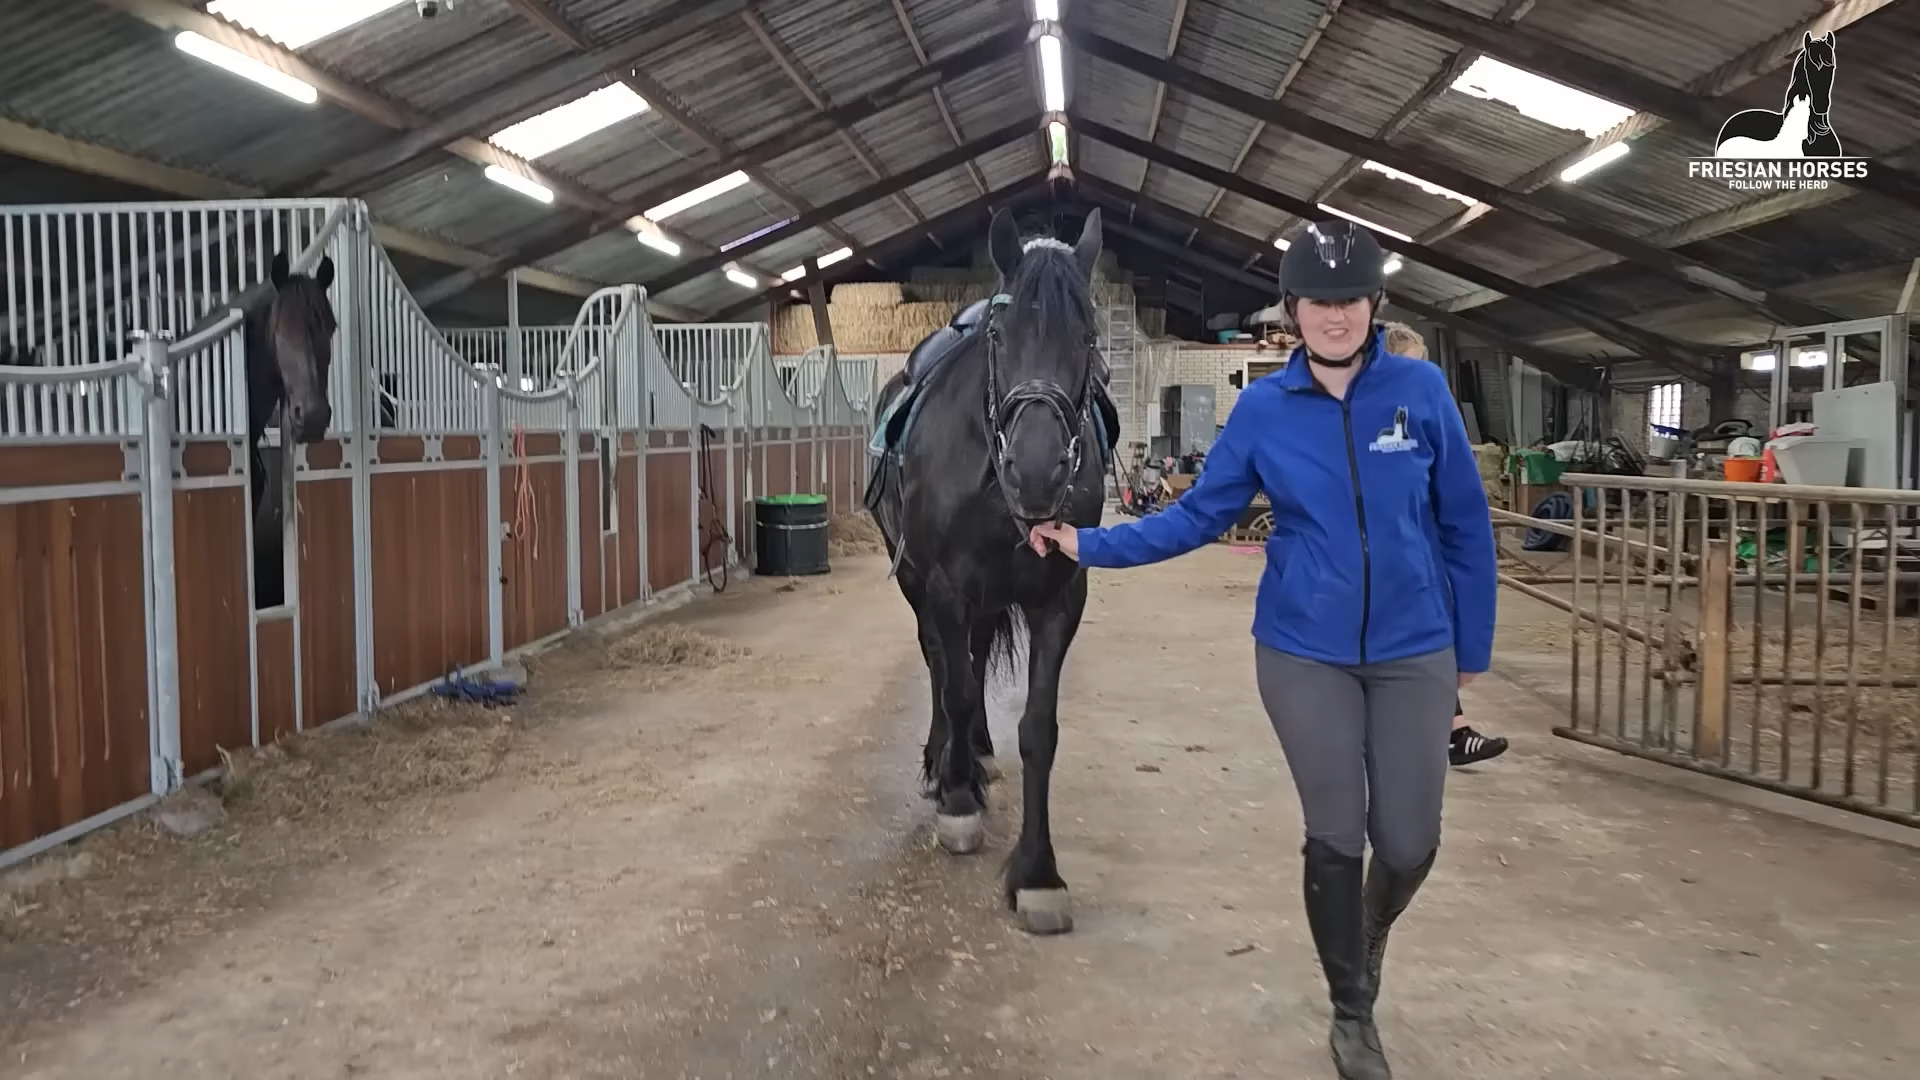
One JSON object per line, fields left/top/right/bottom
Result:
{"left": 430, "top": 667, "right": 524, "bottom": 707}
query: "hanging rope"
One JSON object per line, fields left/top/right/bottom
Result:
{"left": 512, "top": 423, "right": 538, "bottom": 561}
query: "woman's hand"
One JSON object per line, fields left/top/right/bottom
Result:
{"left": 1457, "top": 672, "right": 1478, "bottom": 690}
{"left": 1028, "top": 521, "right": 1079, "bottom": 561}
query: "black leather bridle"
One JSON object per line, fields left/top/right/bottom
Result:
{"left": 981, "top": 293, "right": 1098, "bottom": 522}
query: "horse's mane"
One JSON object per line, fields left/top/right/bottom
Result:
{"left": 1001, "top": 236, "right": 1094, "bottom": 340}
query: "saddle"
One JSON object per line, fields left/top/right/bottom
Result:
{"left": 864, "top": 297, "right": 1123, "bottom": 518}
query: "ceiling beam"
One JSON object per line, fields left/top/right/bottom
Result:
{"left": 409, "top": 22, "right": 1029, "bottom": 308}
{"left": 1418, "top": 0, "right": 1904, "bottom": 244}
{"left": 736, "top": 7, "right": 928, "bottom": 249}
{"left": 1073, "top": 120, "right": 1719, "bottom": 383}
{"left": 0, "top": 116, "right": 715, "bottom": 318}
{"left": 1130, "top": 0, "right": 1192, "bottom": 209}
{"left": 1246, "top": 0, "right": 1532, "bottom": 267}
{"left": 289, "top": 0, "right": 750, "bottom": 196}
{"left": 1349, "top": 0, "right": 1920, "bottom": 212}
{"left": 887, "top": 0, "right": 990, "bottom": 197}
{"left": 1066, "top": 26, "right": 1838, "bottom": 328}
{"left": 500, "top": 0, "right": 859, "bottom": 261}
{"left": 710, "top": 175, "right": 1053, "bottom": 320}
{"left": 644, "top": 118, "right": 1039, "bottom": 298}
{"left": 98, "top": 0, "right": 784, "bottom": 286}
{"left": 1186, "top": 0, "right": 1347, "bottom": 244}
{"left": 1074, "top": 176, "right": 1604, "bottom": 390}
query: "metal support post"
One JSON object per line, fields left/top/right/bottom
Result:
{"left": 138, "top": 334, "right": 184, "bottom": 794}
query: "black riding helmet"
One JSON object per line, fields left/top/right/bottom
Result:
{"left": 1279, "top": 219, "right": 1389, "bottom": 300}
{"left": 1278, "top": 219, "right": 1389, "bottom": 365}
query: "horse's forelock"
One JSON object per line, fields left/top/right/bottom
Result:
{"left": 1003, "top": 241, "right": 1094, "bottom": 338}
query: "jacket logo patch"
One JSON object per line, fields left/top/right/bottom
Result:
{"left": 1369, "top": 406, "right": 1419, "bottom": 454}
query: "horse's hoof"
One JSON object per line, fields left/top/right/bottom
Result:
{"left": 976, "top": 755, "right": 1004, "bottom": 783}
{"left": 1014, "top": 888, "right": 1073, "bottom": 935}
{"left": 935, "top": 813, "right": 985, "bottom": 855}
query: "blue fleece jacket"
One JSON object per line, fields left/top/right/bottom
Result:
{"left": 1079, "top": 340, "right": 1498, "bottom": 672}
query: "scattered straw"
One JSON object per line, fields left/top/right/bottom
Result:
{"left": 605, "top": 624, "right": 749, "bottom": 671}
{"left": 829, "top": 511, "right": 885, "bottom": 557}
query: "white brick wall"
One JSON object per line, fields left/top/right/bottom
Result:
{"left": 1166, "top": 345, "right": 1286, "bottom": 427}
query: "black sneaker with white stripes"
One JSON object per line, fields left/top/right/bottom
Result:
{"left": 1449, "top": 725, "right": 1508, "bottom": 767}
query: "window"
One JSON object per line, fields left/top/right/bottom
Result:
{"left": 1450, "top": 56, "right": 1635, "bottom": 138}
{"left": 1793, "top": 347, "right": 1829, "bottom": 368}
{"left": 1747, "top": 350, "right": 1778, "bottom": 372}
{"left": 489, "top": 84, "right": 649, "bottom": 161}
{"left": 1648, "top": 381, "right": 1683, "bottom": 440}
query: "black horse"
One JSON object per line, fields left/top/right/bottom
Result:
{"left": 870, "top": 207, "right": 1113, "bottom": 935}
{"left": 1714, "top": 31, "right": 1842, "bottom": 158}
{"left": 229, "top": 251, "right": 338, "bottom": 609}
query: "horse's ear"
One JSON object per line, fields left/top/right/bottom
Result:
{"left": 1803, "top": 30, "right": 1814, "bottom": 48}
{"left": 315, "top": 255, "right": 335, "bottom": 291}
{"left": 270, "top": 251, "right": 290, "bottom": 288}
{"left": 1823, "top": 31, "right": 1834, "bottom": 44}
{"left": 988, "top": 208, "right": 1022, "bottom": 281}
{"left": 1074, "top": 208, "right": 1103, "bottom": 280}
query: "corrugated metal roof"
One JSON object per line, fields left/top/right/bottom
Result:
{"left": 1277, "top": 8, "right": 1460, "bottom": 137}
{"left": 310, "top": 0, "right": 572, "bottom": 116}
{"left": 364, "top": 163, "right": 559, "bottom": 250}
{"left": 1391, "top": 91, "right": 1590, "bottom": 188}
{"left": 976, "top": 140, "right": 1047, "bottom": 189}
{"left": 1518, "top": 0, "right": 1829, "bottom": 88}
{"left": 540, "top": 221, "right": 683, "bottom": 285}
{"left": 540, "top": 111, "right": 715, "bottom": 199}
{"left": 640, "top": 20, "right": 817, "bottom": 151}
{"left": 759, "top": 0, "right": 924, "bottom": 103}
{"left": 942, "top": 53, "right": 1046, "bottom": 137}
{"left": 762, "top": 138, "right": 875, "bottom": 210}
{"left": 847, "top": 95, "right": 967, "bottom": 179}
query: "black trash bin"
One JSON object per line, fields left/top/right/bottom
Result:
{"left": 754, "top": 493, "right": 831, "bottom": 576}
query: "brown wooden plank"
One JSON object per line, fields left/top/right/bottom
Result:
{"left": 579, "top": 457, "right": 603, "bottom": 619}
{"left": 255, "top": 616, "right": 297, "bottom": 745}
{"left": 376, "top": 436, "right": 426, "bottom": 464}
{"left": 298, "top": 477, "right": 358, "bottom": 728}
{"left": 97, "top": 496, "right": 150, "bottom": 808}
{"left": 0, "top": 504, "right": 35, "bottom": 849}
{"left": 179, "top": 440, "right": 236, "bottom": 478}
{"left": 302, "top": 439, "right": 346, "bottom": 470}
{"left": 172, "top": 488, "right": 253, "bottom": 773}
{"left": 0, "top": 444, "right": 127, "bottom": 487}
{"left": 617, "top": 452, "right": 641, "bottom": 607}
{"left": 45, "top": 496, "right": 86, "bottom": 827}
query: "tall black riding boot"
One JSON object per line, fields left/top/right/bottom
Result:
{"left": 1302, "top": 840, "right": 1392, "bottom": 1080}
{"left": 1363, "top": 848, "right": 1437, "bottom": 1010}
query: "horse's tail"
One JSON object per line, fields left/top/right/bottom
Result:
{"left": 985, "top": 607, "right": 1026, "bottom": 681}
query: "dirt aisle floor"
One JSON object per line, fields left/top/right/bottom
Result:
{"left": 3, "top": 547, "right": 1918, "bottom": 1079}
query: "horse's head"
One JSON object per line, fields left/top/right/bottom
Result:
{"left": 983, "top": 205, "right": 1103, "bottom": 522}
{"left": 268, "top": 250, "right": 337, "bottom": 443}
{"left": 1798, "top": 31, "right": 1837, "bottom": 113}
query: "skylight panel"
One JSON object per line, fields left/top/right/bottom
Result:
{"left": 1361, "top": 161, "right": 1476, "bottom": 207}
{"left": 1450, "top": 56, "right": 1634, "bottom": 138}
{"left": 490, "top": 84, "right": 649, "bottom": 161}
{"left": 648, "top": 171, "right": 752, "bottom": 222}
{"left": 207, "top": 0, "right": 409, "bottom": 49}
{"left": 1316, "top": 203, "right": 1413, "bottom": 243}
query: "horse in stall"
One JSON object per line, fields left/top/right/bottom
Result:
{"left": 1715, "top": 31, "right": 1844, "bottom": 159}
{"left": 865, "top": 207, "right": 1118, "bottom": 935}
{"left": 207, "top": 251, "right": 338, "bottom": 609}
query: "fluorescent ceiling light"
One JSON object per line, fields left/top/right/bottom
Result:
{"left": 1047, "top": 120, "right": 1071, "bottom": 166}
{"left": 1451, "top": 56, "right": 1634, "bottom": 138}
{"left": 1559, "top": 141, "right": 1631, "bottom": 184}
{"left": 1032, "top": 0, "right": 1060, "bottom": 18}
{"left": 1361, "top": 161, "right": 1476, "bottom": 207}
{"left": 1749, "top": 350, "right": 1778, "bottom": 372}
{"left": 1316, "top": 203, "right": 1414, "bottom": 243}
{"left": 781, "top": 265, "right": 808, "bottom": 282}
{"left": 1383, "top": 256, "right": 1404, "bottom": 275}
{"left": 490, "top": 84, "right": 649, "bottom": 161}
{"left": 817, "top": 247, "right": 853, "bottom": 268}
{"left": 484, "top": 165, "right": 555, "bottom": 204}
{"left": 647, "top": 170, "right": 751, "bottom": 221}
{"left": 724, "top": 266, "right": 761, "bottom": 290}
{"left": 1038, "top": 34, "right": 1066, "bottom": 112}
{"left": 631, "top": 222, "right": 680, "bottom": 257}
{"left": 1273, "top": 237, "right": 1291, "bottom": 250}
{"left": 206, "top": 0, "right": 408, "bottom": 48}
{"left": 174, "top": 32, "right": 318, "bottom": 104}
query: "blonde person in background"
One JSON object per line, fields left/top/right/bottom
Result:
{"left": 1380, "top": 322, "right": 1508, "bottom": 769}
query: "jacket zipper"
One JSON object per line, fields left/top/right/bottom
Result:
{"left": 1338, "top": 397, "right": 1372, "bottom": 665}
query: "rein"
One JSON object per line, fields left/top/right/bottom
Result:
{"left": 981, "top": 293, "right": 1099, "bottom": 523}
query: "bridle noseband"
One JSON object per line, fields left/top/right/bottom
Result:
{"left": 981, "top": 292, "right": 1097, "bottom": 521}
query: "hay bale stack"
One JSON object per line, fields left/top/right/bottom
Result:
{"left": 830, "top": 281, "right": 904, "bottom": 309}
{"left": 770, "top": 294, "right": 964, "bottom": 354}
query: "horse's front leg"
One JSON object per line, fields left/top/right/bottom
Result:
{"left": 1005, "top": 573, "right": 1086, "bottom": 935}
{"left": 918, "top": 607, "right": 986, "bottom": 854}
{"left": 968, "top": 617, "right": 1003, "bottom": 783}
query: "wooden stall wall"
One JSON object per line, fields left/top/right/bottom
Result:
{"left": 616, "top": 435, "right": 642, "bottom": 608}
{"left": 646, "top": 432, "right": 693, "bottom": 592}
{"left": 370, "top": 437, "right": 491, "bottom": 694}
{"left": 298, "top": 464, "right": 359, "bottom": 730}
{"left": 255, "top": 617, "right": 297, "bottom": 745}
{"left": 0, "top": 445, "right": 151, "bottom": 849}
{"left": 578, "top": 439, "right": 604, "bottom": 621}
{"left": 500, "top": 437, "right": 570, "bottom": 650}
{"left": 173, "top": 480, "right": 254, "bottom": 776}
